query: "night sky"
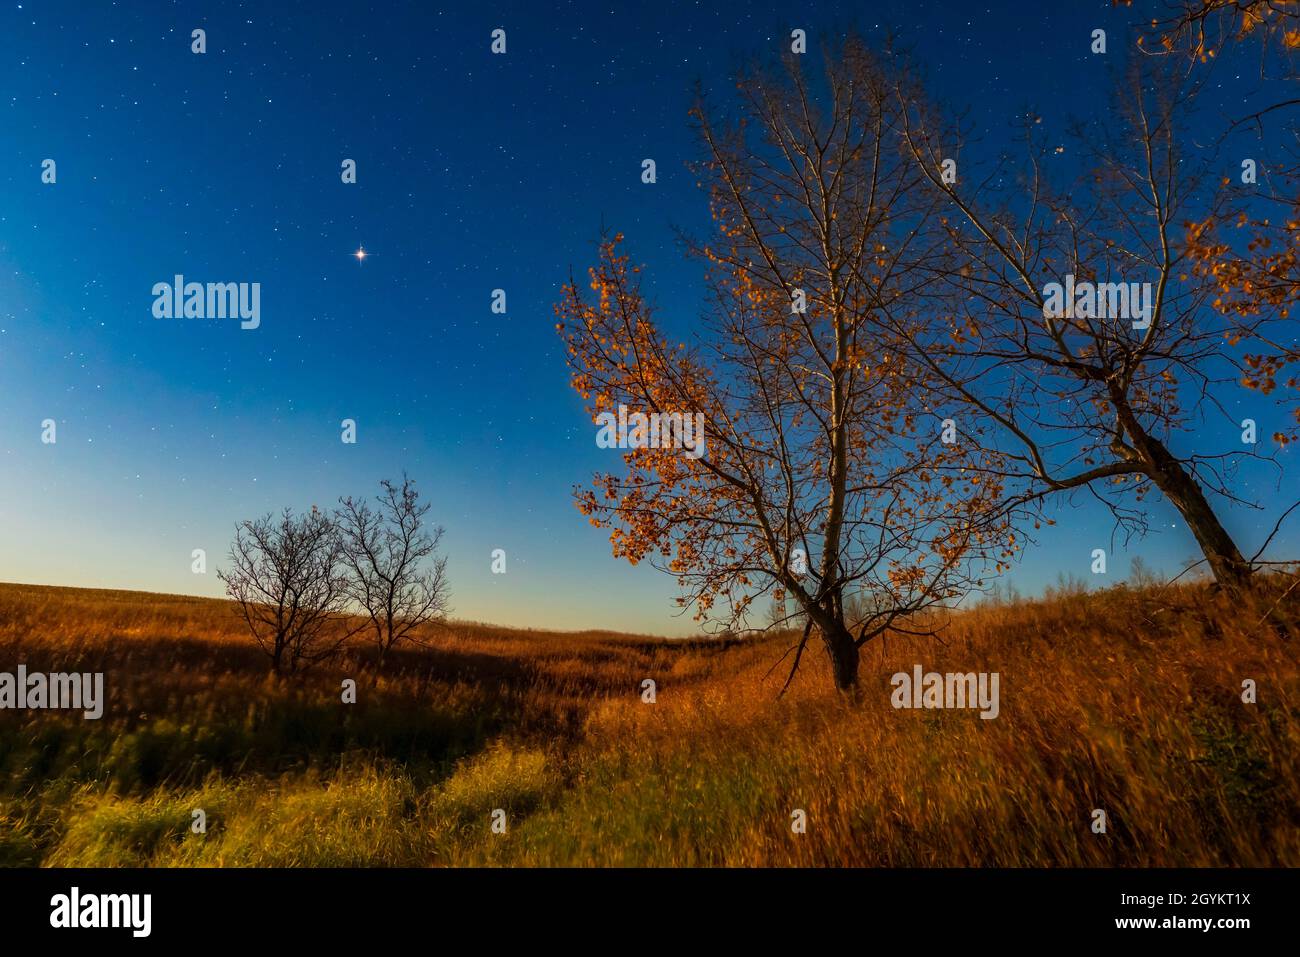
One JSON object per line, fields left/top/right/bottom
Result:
{"left": 1, "top": 0, "right": 1293, "bottom": 633}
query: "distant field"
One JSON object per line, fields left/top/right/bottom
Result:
{"left": 0, "top": 579, "right": 1297, "bottom": 866}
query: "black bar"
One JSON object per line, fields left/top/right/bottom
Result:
{"left": 0, "top": 867, "right": 1289, "bottom": 944}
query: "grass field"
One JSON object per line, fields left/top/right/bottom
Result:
{"left": 1, "top": 578, "right": 1297, "bottom": 866}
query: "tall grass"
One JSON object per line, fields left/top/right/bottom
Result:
{"left": 0, "top": 578, "right": 1296, "bottom": 866}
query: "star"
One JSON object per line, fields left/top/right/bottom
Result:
{"left": 353, "top": 246, "right": 368, "bottom": 263}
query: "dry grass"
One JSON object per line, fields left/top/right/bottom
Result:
{"left": 0, "top": 578, "right": 1296, "bottom": 866}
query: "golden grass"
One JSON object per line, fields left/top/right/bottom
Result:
{"left": 0, "top": 578, "right": 1296, "bottom": 866}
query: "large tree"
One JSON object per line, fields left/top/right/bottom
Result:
{"left": 557, "top": 42, "right": 1012, "bottom": 692}
{"left": 888, "top": 49, "right": 1282, "bottom": 590}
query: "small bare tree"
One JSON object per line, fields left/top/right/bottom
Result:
{"left": 335, "top": 476, "right": 450, "bottom": 667}
{"left": 219, "top": 506, "right": 352, "bottom": 675}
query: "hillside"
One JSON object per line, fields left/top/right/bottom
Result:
{"left": 0, "top": 579, "right": 1297, "bottom": 866}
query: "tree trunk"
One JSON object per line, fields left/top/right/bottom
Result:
{"left": 821, "top": 623, "right": 860, "bottom": 692}
{"left": 1115, "top": 402, "right": 1252, "bottom": 590}
{"left": 1147, "top": 450, "right": 1252, "bottom": 591}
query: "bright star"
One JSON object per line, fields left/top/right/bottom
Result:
{"left": 354, "top": 246, "right": 368, "bottom": 263}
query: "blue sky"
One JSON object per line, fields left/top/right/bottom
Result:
{"left": 1, "top": 0, "right": 1294, "bottom": 634}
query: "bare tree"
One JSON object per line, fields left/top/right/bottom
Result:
{"left": 335, "top": 476, "right": 450, "bottom": 667}
{"left": 888, "top": 51, "right": 1283, "bottom": 591}
{"left": 219, "top": 506, "right": 352, "bottom": 675}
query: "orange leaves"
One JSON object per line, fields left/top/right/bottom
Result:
{"left": 556, "top": 235, "right": 732, "bottom": 597}
{"left": 887, "top": 564, "right": 927, "bottom": 588}
{"left": 1186, "top": 200, "right": 1300, "bottom": 441}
